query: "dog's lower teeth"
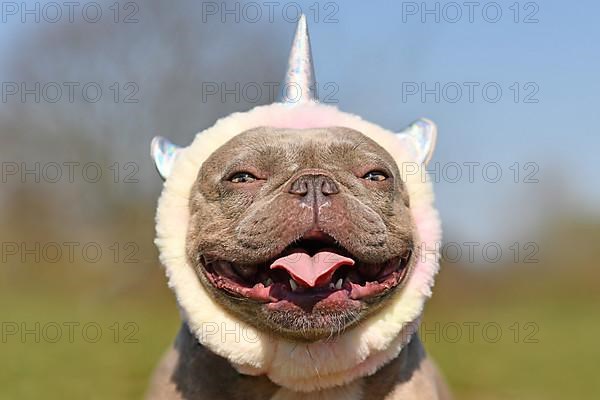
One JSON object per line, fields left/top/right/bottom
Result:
{"left": 264, "top": 278, "right": 273, "bottom": 287}
{"left": 289, "top": 279, "right": 298, "bottom": 292}
{"left": 329, "top": 283, "right": 335, "bottom": 290}
{"left": 335, "top": 278, "right": 343, "bottom": 290}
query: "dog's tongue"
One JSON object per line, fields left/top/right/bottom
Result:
{"left": 270, "top": 250, "right": 355, "bottom": 288}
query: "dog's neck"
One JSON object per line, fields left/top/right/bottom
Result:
{"left": 170, "top": 323, "right": 427, "bottom": 400}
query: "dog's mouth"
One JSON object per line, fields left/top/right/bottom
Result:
{"left": 199, "top": 231, "right": 412, "bottom": 306}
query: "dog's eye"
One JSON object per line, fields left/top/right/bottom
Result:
{"left": 362, "top": 171, "right": 388, "bottom": 181}
{"left": 229, "top": 172, "right": 257, "bottom": 183}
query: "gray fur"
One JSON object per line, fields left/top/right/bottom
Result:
{"left": 147, "top": 324, "right": 451, "bottom": 400}
{"left": 149, "top": 127, "right": 450, "bottom": 399}
{"left": 186, "top": 127, "right": 416, "bottom": 341}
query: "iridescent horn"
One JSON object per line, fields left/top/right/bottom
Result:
{"left": 279, "top": 14, "right": 318, "bottom": 104}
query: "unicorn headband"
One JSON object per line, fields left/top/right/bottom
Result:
{"left": 151, "top": 15, "right": 436, "bottom": 180}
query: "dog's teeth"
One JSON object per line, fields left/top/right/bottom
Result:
{"left": 335, "top": 278, "right": 343, "bottom": 290}
{"left": 329, "top": 282, "right": 335, "bottom": 290}
{"left": 289, "top": 279, "right": 298, "bottom": 292}
{"left": 264, "top": 278, "right": 273, "bottom": 287}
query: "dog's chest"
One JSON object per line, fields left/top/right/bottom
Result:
{"left": 270, "top": 380, "right": 364, "bottom": 400}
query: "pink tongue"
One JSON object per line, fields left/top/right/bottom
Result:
{"left": 270, "top": 250, "right": 355, "bottom": 288}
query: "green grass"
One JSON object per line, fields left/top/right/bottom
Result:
{"left": 1, "top": 260, "right": 599, "bottom": 399}
{"left": 0, "top": 265, "right": 180, "bottom": 400}
{"left": 422, "top": 261, "right": 600, "bottom": 400}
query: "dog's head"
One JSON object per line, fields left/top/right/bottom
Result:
{"left": 186, "top": 126, "right": 416, "bottom": 341}
{"left": 151, "top": 17, "right": 441, "bottom": 392}
{"left": 152, "top": 102, "right": 440, "bottom": 390}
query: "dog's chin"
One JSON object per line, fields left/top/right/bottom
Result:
{"left": 196, "top": 231, "right": 413, "bottom": 341}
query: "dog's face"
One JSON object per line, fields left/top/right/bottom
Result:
{"left": 186, "top": 126, "right": 417, "bottom": 341}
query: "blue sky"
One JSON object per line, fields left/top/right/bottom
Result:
{"left": 1, "top": 0, "right": 598, "bottom": 243}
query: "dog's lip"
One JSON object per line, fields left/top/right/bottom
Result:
{"left": 199, "top": 244, "right": 413, "bottom": 305}
{"left": 302, "top": 228, "right": 336, "bottom": 241}
{"left": 198, "top": 228, "right": 413, "bottom": 304}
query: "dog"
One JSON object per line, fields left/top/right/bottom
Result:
{"left": 147, "top": 16, "right": 449, "bottom": 400}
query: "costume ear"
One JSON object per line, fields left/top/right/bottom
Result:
{"left": 151, "top": 136, "right": 181, "bottom": 180}
{"left": 394, "top": 118, "right": 437, "bottom": 165}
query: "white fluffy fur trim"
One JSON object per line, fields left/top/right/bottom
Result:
{"left": 155, "top": 102, "right": 441, "bottom": 391}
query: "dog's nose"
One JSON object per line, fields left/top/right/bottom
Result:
{"left": 288, "top": 174, "right": 339, "bottom": 199}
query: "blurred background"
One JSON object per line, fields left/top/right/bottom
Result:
{"left": 1, "top": 0, "right": 598, "bottom": 399}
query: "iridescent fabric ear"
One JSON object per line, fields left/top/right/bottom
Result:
{"left": 151, "top": 136, "right": 181, "bottom": 180}
{"left": 395, "top": 118, "right": 437, "bottom": 165}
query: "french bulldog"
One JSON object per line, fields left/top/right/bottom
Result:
{"left": 147, "top": 15, "right": 449, "bottom": 400}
